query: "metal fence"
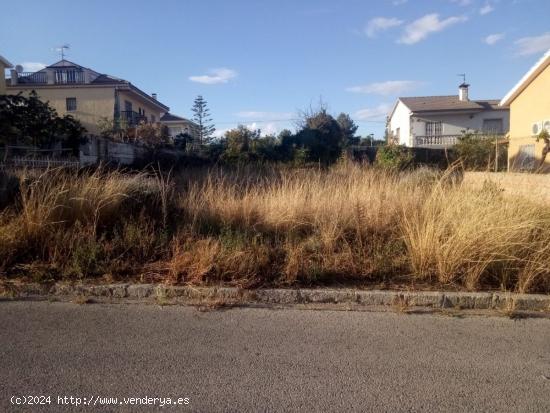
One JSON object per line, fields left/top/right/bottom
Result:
{"left": 1, "top": 146, "right": 79, "bottom": 169}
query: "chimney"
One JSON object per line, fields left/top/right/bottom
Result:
{"left": 151, "top": 93, "right": 157, "bottom": 100}
{"left": 459, "top": 82, "right": 469, "bottom": 101}
{"left": 10, "top": 69, "right": 18, "bottom": 85}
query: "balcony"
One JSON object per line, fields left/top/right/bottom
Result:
{"left": 15, "top": 72, "right": 48, "bottom": 84}
{"left": 54, "top": 70, "right": 85, "bottom": 84}
{"left": 414, "top": 135, "right": 461, "bottom": 148}
{"left": 413, "top": 134, "right": 505, "bottom": 148}
{"left": 118, "top": 111, "right": 148, "bottom": 127}
{"left": 10, "top": 69, "right": 85, "bottom": 85}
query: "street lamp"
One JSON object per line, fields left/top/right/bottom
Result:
{"left": 367, "top": 134, "right": 374, "bottom": 147}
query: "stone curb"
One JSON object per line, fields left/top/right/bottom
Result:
{"left": 2, "top": 283, "right": 550, "bottom": 312}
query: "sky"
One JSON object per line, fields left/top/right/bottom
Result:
{"left": 1, "top": 0, "right": 550, "bottom": 138}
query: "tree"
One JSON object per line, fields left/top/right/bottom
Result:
{"left": 294, "top": 104, "right": 344, "bottom": 164}
{"left": 135, "top": 122, "right": 170, "bottom": 148}
{"left": 174, "top": 132, "right": 195, "bottom": 151}
{"left": 0, "top": 92, "right": 85, "bottom": 152}
{"left": 536, "top": 129, "right": 550, "bottom": 170}
{"left": 336, "top": 113, "right": 359, "bottom": 146}
{"left": 191, "top": 95, "right": 216, "bottom": 145}
{"left": 222, "top": 125, "right": 261, "bottom": 162}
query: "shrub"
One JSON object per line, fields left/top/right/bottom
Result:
{"left": 375, "top": 145, "right": 413, "bottom": 170}
{"left": 0, "top": 164, "right": 549, "bottom": 293}
{"left": 454, "top": 133, "right": 507, "bottom": 171}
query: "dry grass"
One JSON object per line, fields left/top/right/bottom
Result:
{"left": 0, "top": 163, "right": 549, "bottom": 293}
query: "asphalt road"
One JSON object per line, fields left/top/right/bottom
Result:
{"left": 1, "top": 301, "right": 549, "bottom": 412}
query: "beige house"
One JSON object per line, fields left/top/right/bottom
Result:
{"left": 6, "top": 59, "right": 169, "bottom": 135}
{"left": 500, "top": 50, "right": 550, "bottom": 172}
{"left": 0, "top": 54, "right": 14, "bottom": 94}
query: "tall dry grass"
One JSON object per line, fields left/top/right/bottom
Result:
{"left": 0, "top": 163, "right": 549, "bottom": 292}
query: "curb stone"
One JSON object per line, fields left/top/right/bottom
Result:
{"left": 2, "top": 283, "right": 549, "bottom": 313}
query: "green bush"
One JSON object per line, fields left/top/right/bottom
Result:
{"left": 375, "top": 145, "right": 413, "bottom": 170}
{"left": 454, "top": 133, "right": 507, "bottom": 171}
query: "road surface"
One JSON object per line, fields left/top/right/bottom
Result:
{"left": 1, "top": 301, "right": 549, "bottom": 412}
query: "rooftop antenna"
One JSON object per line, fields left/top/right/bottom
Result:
{"left": 54, "top": 44, "right": 70, "bottom": 60}
{"left": 457, "top": 73, "right": 467, "bottom": 84}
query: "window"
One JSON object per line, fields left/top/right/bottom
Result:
{"left": 482, "top": 119, "right": 503, "bottom": 134}
{"left": 151, "top": 115, "right": 156, "bottom": 123}
{"left": 425, "top": 121, "right": 442, "bottom": 137}
{"left": 124, "top": 100, "right": 132, "bottom": 112}
{"left": 66, "top": 97, "right": 77, "bottom": 111}
{"left": 516, "top": 144, "right": 535, "bottom": 171}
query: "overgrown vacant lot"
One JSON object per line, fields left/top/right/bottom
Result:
{"left": 1, "top": 163, "right": 549, "bottom": 293}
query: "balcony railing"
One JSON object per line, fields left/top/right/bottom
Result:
{"left": 16, "top": 72, "right": 48, "bottom": 84}
{"left": 118, "top": 111, "right": 148, "bottom": 127}
{"left": 10, "top": 69, "right": 86, "bottom": 84}
{"left": 414, "top": 134, "right": 505, "bottom": 148}
{"left": 54, "top": 70, "right": 85, "bottom": 84}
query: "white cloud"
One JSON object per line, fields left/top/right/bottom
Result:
{"left": 365, "top": 17, "right": 403, "bottom": 38}
{"left": 514, "top": 32, "right": 550, "bottom": 56}
{"left": 479, "top": 4, "right": 494, "bottom": 15}
{"left": 236, "top": 111, "right": 293, "bottom": 120}
{"left": 245, "top": 122, "right": 280, "bottom": 136}
{"left": 398, "top": 13, "right": 468, "bottom": 45}
{"left": 484, "top": 33, "right": 504, "bottom": 45}
{"left": 21, "top": 62, "right": 47, "bottom": 72}
{"left": 346, "top": 80, "right": 423, "bottom": 96}
{"left": 355, "top": 104, "right": 391, "bottom": 120}
{"left": 189, "top": 68, "right": 237, "bottom": 84}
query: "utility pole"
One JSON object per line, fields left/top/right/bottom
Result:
{"left": 495, "top": 134, "right": 498, "bottom": 172}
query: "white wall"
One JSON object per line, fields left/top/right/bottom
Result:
{"left": 410, "top": 110, "right": 510, "bottom": 137}
{"left": 388, "top": 100, "right": 411, "bottom": 146}
{"left": 161, "top": 120, "right": 198, "bottom": 139}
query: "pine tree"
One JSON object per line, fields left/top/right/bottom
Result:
{"left": 336, "top": 113, "right": 359, "bottom": 146}
{"left": 191, "top": 95, "right": 216, "bottom": 145}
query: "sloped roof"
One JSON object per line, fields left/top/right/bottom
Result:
{"left": 500, "top": 49, "right": 550, "bottom": 107}
{"left": 90, "top": 74, "right": 127, "bottom": 85}
{"left": 399, "top": 95, "right": 503, "bottom": 113}
{"left": 8, "top": 59, "right": 169, "bottom": 111}
{"left": 161, "top": 113, "right": 198, "bottom": 127}
{"left": 161, "top": 113, "right": 188, "bottom": 121}
{"left": 46, "top": 59, "right": 84, "bottom": 68}
{"left": 0, "top": 54, "right": 13, "bottom": 68}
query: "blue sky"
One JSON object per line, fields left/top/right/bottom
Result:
{"left": 1, "top": 0, "right": 550, "bottom": 138}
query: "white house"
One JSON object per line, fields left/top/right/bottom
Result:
{"left": 160, "top": 113, "right": 199, "bottom": 141}
{"left": 387, "top": 83, "right": 509, "bottom": 148}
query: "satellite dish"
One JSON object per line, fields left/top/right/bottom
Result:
{"left": 15, "top": 64, "right": 23, "bottom": 73}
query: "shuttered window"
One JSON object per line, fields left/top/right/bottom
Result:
{"left": 482, "top": 119, "right": 503, "bottom": 134}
